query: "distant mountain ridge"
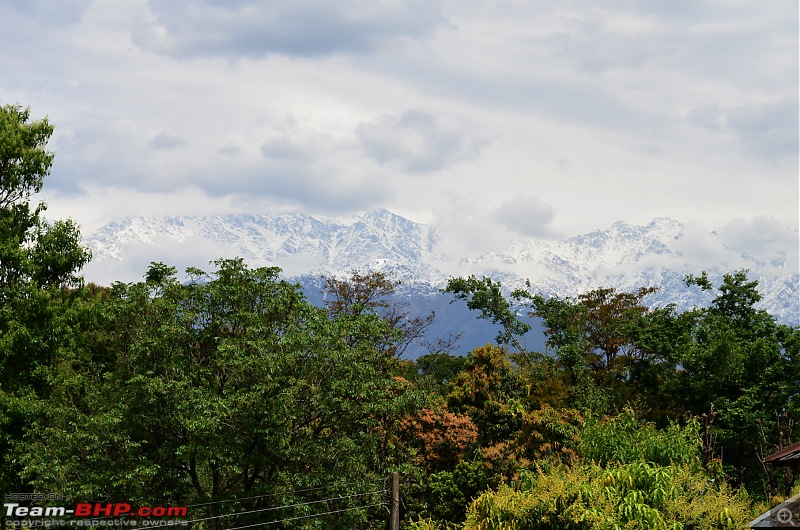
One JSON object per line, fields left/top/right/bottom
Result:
{"left": 84, "top": 209, "right": 799, "bottom": 325}
{"left": 87, "top": 209, "right": 437, "bottom": 270}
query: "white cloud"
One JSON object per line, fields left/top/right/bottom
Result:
{"left": 670, "top": 221, "right": 746, "bottom": 272}
{"left": 716, "top": 216, "right": 800, "bottom": 271}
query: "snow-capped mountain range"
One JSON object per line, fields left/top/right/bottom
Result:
{"left": 83, "top": 209, "right": 799, "bottom": 325}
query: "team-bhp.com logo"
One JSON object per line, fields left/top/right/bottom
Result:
{"left": 4, "top": 500, "right": 188, "bottom": 527}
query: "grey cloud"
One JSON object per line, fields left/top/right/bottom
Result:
{"left": 493, "top": 195, "right": 562, "bottom": 239}
{"left": 365, "top": 51, "right": 656, "bottom": 138}
{"left": 260, "top": 137, "right": 302, "bottom": 159}
{"left": 217, "top": 143, "right": 241, "bottom": 156}
{"left": 0, "top": 0, "right": 91, "bottom": 26}
{"left": 46, "top": 115, "right": 393, "bottom": 214}
{"left": 133, "top": 0, "right": 445, "bottom": 59}
{"left": 553, "top": 13, "right": 649, "bottom": 73}
{"left": 0, "top": 0, "right": 92, "bottom": 78}
{"left": 630, "top": 143, "right": 661, "bottom": 158}
{"left": 357, "top": 111, "right": 489, "bottom": 173}
{"left": 47, "top": 124, "right": 148, "bottom": 194}
{"left": 358, "top": 0, "right": 793, "bottom": 144}
{"left": 629, "top": 1, "right": 797, "bottom": 90}
{"left": 726, "top": 97, "right": 798, "bottom": 162}
{"left": 689, "top": 97, "right": 799, "bottom": 162}
{"left": 151, "top": 130, "right": 186, "bottom": 150}
{"left": 198, "top": 163, "right": 394, "bottom": 214}
{"left": 688, "top": 106, "right": 725, "bottom": 132}
{"left": 54, "top": 148, "right": 392, "bottom": 215}
{"left": 627, "top": 0, "right": 726, "bottom": 21}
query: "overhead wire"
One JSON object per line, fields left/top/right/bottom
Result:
{"left": 222, "top": 501, "right": 387, "bottom": 530}
{"left": 187, "top": 489, "right": 387, "bottom": 524}
{"left": 142, "top": 489, "right": 388, "bottom": 528}
{"left": 184, "top": 478, "right": 384, "bottom": 509}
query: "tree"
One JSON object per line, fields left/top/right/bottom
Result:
{"left": 462, "top": 460, "right": 751, "bottom": 530}
{"left": 444, "top": 276, "right": 530, "bottom": 353}
{"left": 396, "top": 404, "right": 478, "bottom": 473}
{"left": 0, "top": 101, "right": 91, "bottom": 386}
{"left": 670, "top": 271, "right": 800, "bottom": 494}
{"left": 324, "top": 270, "right": 458, "bottom": 358}
{"left": 0, "top": 102, "right": 89, "bottom": 292}
{"left": 445, "top": 276, "right": 662, "bottom": 412}
{"left": 686, "top": 270, "right": 761, "bottom": 323}
{"left": 523, "top": 286, "right": 657, "bottom": 387}
{"left": 0, "top": 102, "right": 91, "bottom": 493}
{"left": 447, "top": 344, "right": 525, "bottom": 446}
{"left": 413, "top": 352, "right": 468, "bottom": 392}
{"left": 0, "top": 103, "right": 53, "bottom": 208}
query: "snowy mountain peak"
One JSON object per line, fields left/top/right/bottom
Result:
{"left": 83, "top": 211, "right": 799, "bottom": 325}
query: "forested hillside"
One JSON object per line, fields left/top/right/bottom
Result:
{"left": 2, "top": 103, "right": 798, "bottom": 529}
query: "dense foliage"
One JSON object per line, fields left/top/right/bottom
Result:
{"left": 1, "top": 102, "right": 798, "bottom": 528}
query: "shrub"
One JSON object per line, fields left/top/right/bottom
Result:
{"left": 463, "top": 461, "right": 751, "bottom": 530}
{"left": 579, "top": 409, "right": 702, "bottom": 469}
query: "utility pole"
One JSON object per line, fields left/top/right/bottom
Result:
{"left": 389, "top": 471, "right": 400, "bottom": 530}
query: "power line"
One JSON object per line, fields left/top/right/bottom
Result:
{"left": 222, "top": 501, "right": 387, "bottom": 530}
{"left": 184, "top": 479, "right": 384, "bottom": 509}
{"left": 188, "top": 490, "right": 387, "bottom": 524}
{"left": 78, "top": 481, "right": 387, "bottom": 527}
{"left": 141, "top": 489, "right": 388, "bottom": 528}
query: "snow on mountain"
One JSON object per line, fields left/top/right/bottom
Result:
{"left": 83, "top": 210, "right": 799, "bottom": 325}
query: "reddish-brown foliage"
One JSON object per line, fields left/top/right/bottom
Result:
{"left": 397, "top": 404, "right": 479, "bottom": 472}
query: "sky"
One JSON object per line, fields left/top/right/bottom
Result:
{"left": 1, "top": 0, "right": 798, "bottom": 264}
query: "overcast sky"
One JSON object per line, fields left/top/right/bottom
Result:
{"left": 1, "top": 0, "right": 797, "bottom": 263}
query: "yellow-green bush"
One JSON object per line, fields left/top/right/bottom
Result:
{"left": 461, "top": 461, "right": 751, "bottom": 530}
{"left": 579, "top": 410, "right": 703, "bottom": 469}
{"left": 406, "top": 518, "right": 459, "bottom": 530}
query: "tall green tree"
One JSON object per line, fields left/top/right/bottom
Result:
{"left": 669, "top": 271, "right": 800, "bottom": 494}
{"left": 0, "top": 102, "right": 91, "bottom": 493}
{"left": 324, "top": 270, "right": 457, "bottom": 358}
{"left": 0, "top": 103, "right": 89, "bottom": 292}
{"left": 0, "top": 103, "right": 90, "bottom": 389}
